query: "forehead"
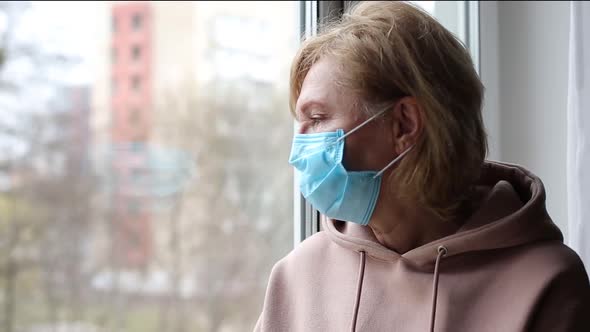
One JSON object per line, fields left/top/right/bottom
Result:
{"left": 296, "top": 58, "right": 356, "bottom": 113}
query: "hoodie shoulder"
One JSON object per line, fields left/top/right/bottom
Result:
{"left": 524, "top": 240, "right": 588, "bottom": 275}
{"left": 525, "top": 242, "right": 590, "bottom": 331}
{"left": 273, "top": 231, "right": 335, "bottom": 272}
{"left": 261, "top": 230, "right": 339, "bottom": 300}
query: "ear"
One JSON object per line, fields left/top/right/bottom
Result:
{"left": 390, "top": 96, "right": 423, "bottom": 154}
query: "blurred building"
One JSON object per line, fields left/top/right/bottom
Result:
{"left": 90, "top": 0, "right": 297, "bottom": 286}
{"left": 110, "top": 1, "right": 154, "bottom": 269}
{"left": 91, "top": 1, "right": 199, "bottom": 271}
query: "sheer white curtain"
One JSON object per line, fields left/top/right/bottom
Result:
{"left": 567, "top": 1, "right": 590, "bottom": 268}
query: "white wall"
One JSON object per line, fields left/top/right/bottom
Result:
{"left": 480, "top": 1, "right": 571, "bottom": 238}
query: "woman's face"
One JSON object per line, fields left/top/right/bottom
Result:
{"left": 295, "top": 57, "right": 396, "bottom": 172}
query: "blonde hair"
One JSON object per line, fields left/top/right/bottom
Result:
{"left": 289, "top": 1, "right": 487, "bottom": 221}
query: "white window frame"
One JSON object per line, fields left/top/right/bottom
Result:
{"left": 294, "top": 0, "right": 321, "bottom": 246}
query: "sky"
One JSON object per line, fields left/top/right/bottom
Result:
{"left": 25, "top": 1, "right": 103, "bottom": 85}
{"left": 0, "top": 1, "right": 103, "bottom": 158}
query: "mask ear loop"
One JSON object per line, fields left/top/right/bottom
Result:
{"left": 328, "top": 103, "right": 414, "bottom": 178}
{"left": 373, "top": 145, "right": 414, "bottom": 179}
{"left": 336, "top": 107, "right": 391, "bottom": 143}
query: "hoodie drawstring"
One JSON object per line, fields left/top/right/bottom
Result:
{"left": 429, "top": 245, "right": 448, "bottom": 332}
{"left": 350, "top": 250, "right": 366, "bottom": 332}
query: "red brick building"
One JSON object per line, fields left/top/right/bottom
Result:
{"left": 110, "top": 2, "right": 153, "bottom": 269}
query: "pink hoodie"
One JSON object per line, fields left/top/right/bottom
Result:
{"left": 254, "top": 161, "right": 590, "bottom": 331}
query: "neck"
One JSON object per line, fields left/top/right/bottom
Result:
{"left": 368, "top": 189, "right": 461, "bottom": 254}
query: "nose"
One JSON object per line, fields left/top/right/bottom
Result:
{"left": 296, "top": 123, "right": 308, "bottom": 135}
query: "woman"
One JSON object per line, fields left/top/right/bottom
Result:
{"left": 255, "top": 2, "right": 590, "bottom": 332}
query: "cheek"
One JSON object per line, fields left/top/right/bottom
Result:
{"left": 323, "top": 116, "right": 355, "bottom": 133}
{"left": 342, "top": 123, "right": 393, "bottom": 171}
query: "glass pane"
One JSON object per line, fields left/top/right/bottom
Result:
{"left": 410, "top": 1, "right": 467, "bottom": 42}
{"left": 0, "top": 1, "right": 299, "bottom": 331}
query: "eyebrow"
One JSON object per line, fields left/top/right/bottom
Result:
{"left": 298, "top": 100, "right": 327, "bottom": 117}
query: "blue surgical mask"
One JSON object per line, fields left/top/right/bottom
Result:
{"left": 288, "top": 109, "right": 413, "bottom": 226}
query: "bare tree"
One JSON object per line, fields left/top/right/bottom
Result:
{"left": 0, "top": 3, "right": 91, "bottom": 330}
{"left": 153, "top": 77, "right": 293, "bottom": 332}
{"left": 0, "top": 106, "right": 98, "bottom": 332}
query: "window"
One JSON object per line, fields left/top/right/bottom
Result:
{"left": 130, "top": 141, "right": 143, "bottom": 153}
{"left": 112, "top": 16, "right": 117, "bottom": 33}
{"left": 131, "top": 75, "right": 141, "bottom": 92}
{"left": 0, "top": 2, "right": 300, "bottom": 331}
{"left": 132, "top": 13, "right": 142, "bottom": 31}
{"left": 112, "top": 77, "right": 117, "bottom": 95}
{"left": 112, "top": 47, "right": 117, "bottom": 64}
{"left": 130, "top": 167, "right": 144, "bottom": 183}
{"left": 128, "top": 108, "right": 141, "bottom": 126}
{"left": 409, "top": 1, "right": 479, "bottom": 69}
{"left": 128, "top": 199, "right": 141, "bottom": 215}
{"left": 131, "top": 45, "right": 141, "bottom": 61}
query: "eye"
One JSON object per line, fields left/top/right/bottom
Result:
{"left": 309, "top": 114, "right": 325, "bottom": 126}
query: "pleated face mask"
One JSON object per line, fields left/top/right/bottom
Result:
{"left": 288, "top": 108, "right": 413, "bottom": 226}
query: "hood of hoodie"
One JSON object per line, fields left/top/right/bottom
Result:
{"left": 323, "top": 160, "right": 564, "bottom": 270}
